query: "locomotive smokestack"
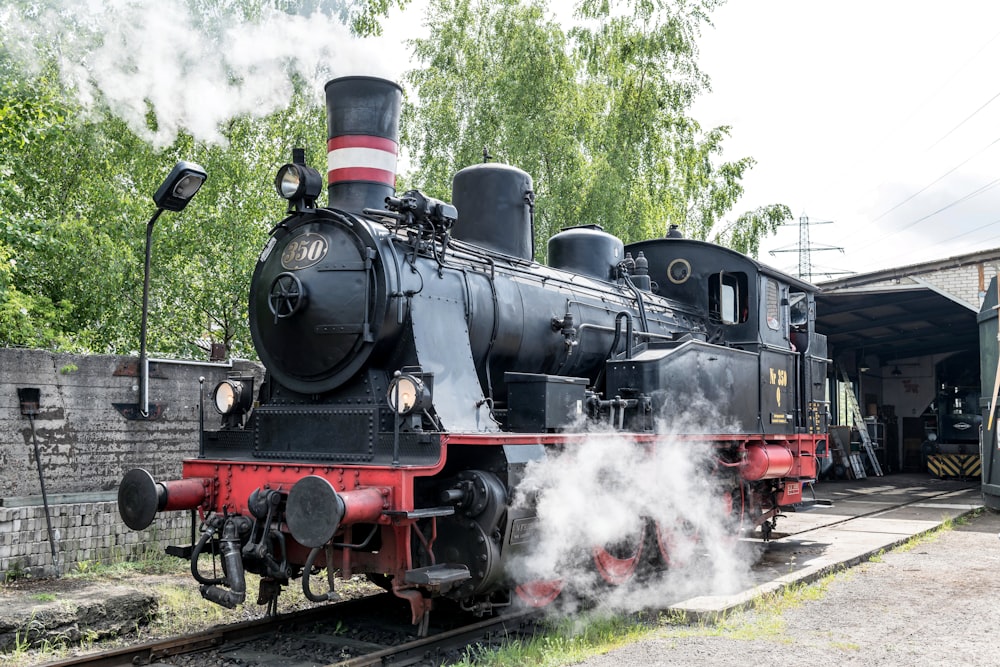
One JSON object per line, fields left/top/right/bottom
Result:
{"left": 324, "top": 76, "right": 403, "bottom": 214}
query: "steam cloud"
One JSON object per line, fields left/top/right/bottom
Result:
{"left": 509, "top": 400, "right": 759, "bottom": 616}
{"left": 0, "top": 0, "right": 402, "bottom": 145}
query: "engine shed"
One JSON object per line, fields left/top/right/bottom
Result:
{"left": 813, "top": 247, "right": 1000, "bottom": 486}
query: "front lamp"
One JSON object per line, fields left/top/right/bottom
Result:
{"left": 212, "top": 376, "right": 254, "bottom": 417}
{"left": 275, "top": 149, "right": 322, "bottom": 208}
{"left": 387, "top": 372, "right": 432, "bottom": 415}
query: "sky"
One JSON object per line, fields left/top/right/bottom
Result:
{"left": 377, "top": 0, "right": 1000, "bottom": 278}
{"left": 6, "top": 0, "right": 1000, "bottom": 280}
{"left": 687, "top": 1, "right": 1000, "bottom": 278}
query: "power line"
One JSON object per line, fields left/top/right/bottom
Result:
{"left": 927, "top": 88, "right": 1000, "bottom": 151}
{"left": 854, "top": 177, "right": 1000, "bottom": 255}
{"left": 871, "top": 135, "right": 1000, "bottom": 223}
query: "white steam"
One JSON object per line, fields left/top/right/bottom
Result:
{"left": 1, "top": 0, "right": 404, "bottom": 145}
{"left": 509, "top": 402, "right": 758, "bottom": 616}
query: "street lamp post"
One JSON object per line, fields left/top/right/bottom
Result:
{"left": 138, "top": 161, "right": 207, "bottom": 418}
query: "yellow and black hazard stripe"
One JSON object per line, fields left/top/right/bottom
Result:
{"left": 927, "top": 454, "right": 981, "bottom": 479}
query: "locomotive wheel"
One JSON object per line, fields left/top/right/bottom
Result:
{"left": 654, "top": 519, "right": 698, "bottom": 569}
{"left": 514, "top": 579, "right": 564, "bottom": 607}
{"left": 656, "top": 488, "right": 742, "bottom": 567}
{"left": 592, "top": 526, "right": 646, "bottom": 585}
{"left": 720, "top": 488, "right": 742, "bottom": 536}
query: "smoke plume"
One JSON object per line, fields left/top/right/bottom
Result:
{"left": 508, "top": 400, "right": 759, "bottom": 617}
{"left": 0, "top": 0, "right": 402, "bottom": 145}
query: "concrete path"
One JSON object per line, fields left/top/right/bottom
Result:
{"left": 671, "top": 472, "right": 982, "bottom": 618}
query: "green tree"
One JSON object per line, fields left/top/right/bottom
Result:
{"left": 0, "top": 0, "right": 400, "bottom": 353}
{"left": 404, "top": 0, "right": 790, "bottom": 257}
{"left": 0, "top": 57, "right": 89, "bottom": 348}
{"left": 0, "top": 50, "right": 327, "bottom": 356}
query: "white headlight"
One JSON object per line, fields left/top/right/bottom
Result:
{"left": 387, "top": 374, "right": 430, "bottom": 414}
{"left": 277, "top": 166, "right": 302, "bottom": 198}
{"left": 213, "top": 380, "right": 239, "bottom": 415}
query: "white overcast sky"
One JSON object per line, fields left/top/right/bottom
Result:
{"left": 693, "top": 0, "right": 1000, "bottom": 278}
{"left": 373, "top": 0, "right": 1000, "bottom": 278}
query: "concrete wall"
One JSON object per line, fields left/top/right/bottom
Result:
{"left": 0, "top": 348, "right": 260, "bottom": 578}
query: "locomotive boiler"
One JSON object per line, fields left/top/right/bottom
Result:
{"left": 118, "top": 76, "right": 830, "bottom": 632}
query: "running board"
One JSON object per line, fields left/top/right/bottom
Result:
{"left": 404, "top": 564, "right": 471, "bottom": 594}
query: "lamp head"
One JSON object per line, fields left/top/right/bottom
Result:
{"left": 153, "top": 161, "right": 207, "bottom": 212}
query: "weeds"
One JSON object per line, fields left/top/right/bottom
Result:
{"left": 3, "top": 561, "right": 29, "bottom": 584}
{"left": 451, "top": 613, "right": 657, "bottom": 667}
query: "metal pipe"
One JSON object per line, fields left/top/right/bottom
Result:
{"left": 199, "top": 518, "right": 247, "bottom": 608}
{"left": 138, "top": 208, "right": 164, "bottom": 418}
{"left": 148, "top": 357, "right": 235, "bottom": 368}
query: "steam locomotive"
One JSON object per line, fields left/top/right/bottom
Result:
{"left": 117, "top": 76, "right": 830, "bottom": 632}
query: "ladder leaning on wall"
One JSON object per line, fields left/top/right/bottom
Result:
{"left": 838, "top": 364, "right": 884, "bottom": 477}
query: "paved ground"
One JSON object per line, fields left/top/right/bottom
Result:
{"left": 670, "top": 472, "right": 982, "bottom": 618}
{"left": 579, "top": 472, "right": 996, "bottom": 666}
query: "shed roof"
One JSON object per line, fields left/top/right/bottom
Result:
{"left": 814, "top": 248, "right": 1000, "bottom": 362}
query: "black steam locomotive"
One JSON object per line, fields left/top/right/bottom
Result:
{"left": 118, "top": 76, "right": 829, "bottom": 632}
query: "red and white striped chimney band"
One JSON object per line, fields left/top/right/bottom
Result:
{"left": 327, "top": 135, "right": 397, "bottom": 187}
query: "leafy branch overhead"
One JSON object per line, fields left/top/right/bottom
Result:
{"left": 0, "top": 0, "right": 788, "bottom": 355}
{"left": 403, "top": 0, "right": 789, "bottom": 255}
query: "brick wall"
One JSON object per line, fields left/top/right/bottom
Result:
{"left": 0, "top": 348, "right": 261, "bottom": 578}
{"left": 0, "top": 502, "right": 192, "bottom": 578}
{"left": 854, "top": 261, "right": 1000, "bottom": 310}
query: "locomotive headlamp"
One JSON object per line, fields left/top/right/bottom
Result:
{"left": 275, "top": 148, "right": 322, "bottom": 209}
{"left": 212, "top": 375, "right": 254, "bottom": 417}
{"left": 387, "top": 371, "right": 432, "bottom": 415}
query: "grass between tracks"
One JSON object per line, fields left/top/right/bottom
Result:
{"left": 450, "top": 579, "right": 839, "bottom": 667}
{"left": 0, "top": 550, "right": 379, "bottom": 667}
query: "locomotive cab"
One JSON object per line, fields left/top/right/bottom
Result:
{"left": 621, "top": 237, "right": 828, "bottom": 437}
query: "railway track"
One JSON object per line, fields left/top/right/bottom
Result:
{"left": 41, "top": 594, "right": 540, "bottom": 667}
{"left": 774, "top": 482, "right": 975, "bottom": 540}
{"left": 37, "top": 482, "right": 975, "bottom": 666}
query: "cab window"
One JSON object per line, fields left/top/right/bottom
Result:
{"left": 789, "top": 292, "right": 808, "bottom": 328}
{"left": 709, "top": 272, "right": 748, "bottom": 325}
{"left": 765, "top": 279, "right": 780, "bottom": 330}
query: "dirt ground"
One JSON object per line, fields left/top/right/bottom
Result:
{"left": 578, "top": 509, "right": 1000, "bottom": 666}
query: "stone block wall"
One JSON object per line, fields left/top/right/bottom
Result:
{"left": 0, "top": 502, "right": 192, "bottom": 578}
{"left": 0, "top": 348, "right": 261, "bottom": 579}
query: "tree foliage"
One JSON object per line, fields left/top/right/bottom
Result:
{"left": 0, "top": 0, "right": 406, "bottom": 354}
{"left": 0, "top": 51, "right": 326, "bottom": 356}
{"left": 404, "top": 0, "right": 790, "bottom": 256}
